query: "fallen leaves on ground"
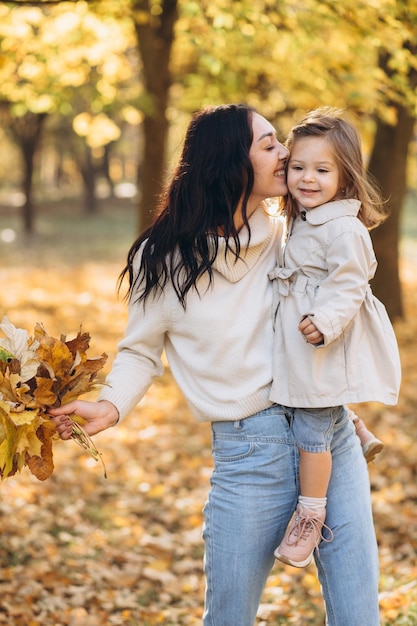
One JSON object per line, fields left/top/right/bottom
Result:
{"left": 0, "top": 255, "right": 416, "bottom": 625}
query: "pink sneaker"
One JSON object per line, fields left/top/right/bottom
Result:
{"left": 274, "top": 504, "right": 333, "bottom": 568}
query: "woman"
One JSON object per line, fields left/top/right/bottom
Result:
{"left": 50, "top": 104, "right": 380, "bottom": 625}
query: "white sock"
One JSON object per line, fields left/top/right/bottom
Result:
{"left": 299, "top": 495, "right": 327, "bottom": 512}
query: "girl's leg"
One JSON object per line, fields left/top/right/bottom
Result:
{"left": 315, "top": 410, "right": 380, "bottom": 626}
{"left": 202, "top": 406, "right": 297, "bottom": 626}
{"left": 275, "top": 408, "right": 336, "bottom": 567}
{"left": 349, "top": 410, "right": 384, "bottom": 463}
{"left": 274, "top": 449, "right": 333, "bottom": 567}
{"left": 299, "top": 449, "right": 332, "bottom": 497}
{"left": 292, "top": 406, "right": 338, "bottom": 499}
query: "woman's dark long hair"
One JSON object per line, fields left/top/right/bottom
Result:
{"left": 119, "top": 104, "right": 256, "bottom": 308}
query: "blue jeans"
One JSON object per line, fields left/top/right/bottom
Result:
{"left": 290, "top": 405, "right": 344, "bottom": 452}
{"left": 202, "top": 405, "right": 380, "bottom": 626}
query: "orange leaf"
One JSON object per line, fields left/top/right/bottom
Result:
{"left": 33, "top": 377, "right": 58, "bottom": 407}
{"left": 65, "top": 331, "right": 91, "bottom": 358}
{"left": 25, "top": 420, "right": 56, "bottom": 481}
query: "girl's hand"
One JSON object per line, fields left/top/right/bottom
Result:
{"left": 298, "top": 316, "right": 324, "bottom": 345}
{"left": 48, "top": 400, "right": 119, "bottom": 439}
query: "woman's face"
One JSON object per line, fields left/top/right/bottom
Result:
{"left": 248, "top": 113, "right": 289, "bottom": 213}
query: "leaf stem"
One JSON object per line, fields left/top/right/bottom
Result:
{"left": 70, "top": 419, "right": 107, "bottom": 479}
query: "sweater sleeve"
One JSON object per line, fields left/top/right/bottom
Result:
{"left": 98, "top": 281, "right": 167, "bottom": 421}
{"left": 307, "top": 226, "right": 377, "bottom": 345}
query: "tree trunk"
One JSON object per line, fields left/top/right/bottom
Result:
{"left": 7, "top": 111, "right": 47, "bottom": 234}
{"left": 368, "top": 110, "right": 414, "bottom": 320}
{"left": 368, "top": 48, "right": 417, "bottom": 321}
{"left": 102, "top": 143, "right": 115, "bottom": 197}
{"left": 79, "top": 144, "right": 97, "bottom": 214}
{"left": 22, "top": 143, "right": 35, "bottom": 234}
{"left": 132, "top": 0, "right": 178, "bottom": 233}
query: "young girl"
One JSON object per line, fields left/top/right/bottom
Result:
{"left": 271, "top": 107, "right": 401, "bottom": 568}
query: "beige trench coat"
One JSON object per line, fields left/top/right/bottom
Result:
{"left": 269, "top": 199, "right": 401, "bottom": 408}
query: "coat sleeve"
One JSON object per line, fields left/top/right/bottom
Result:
{"left": 306, "top": 226, "right": 377, "bottom": 346}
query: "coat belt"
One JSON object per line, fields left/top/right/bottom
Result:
{"left": 268, "top": 267, "right": 319, "bottom": 296}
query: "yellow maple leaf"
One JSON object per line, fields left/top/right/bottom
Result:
{"left": 9, "top": 407, "right": 40, "bottom": 426}
{"left": 0, "top": 403, "right": 18, "bottom": 479}
{"left": 15, "top": 421, "right": 43, "bottom": 457}
{"left": 36, "top": 339, "right": 73, "bottom": 381}
{"left": 0, "top": 370, "right": 19, "bottom": 404}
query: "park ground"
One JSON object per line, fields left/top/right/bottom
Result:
{"left": 0, "top": 198, "right": 416, "bottom": 625}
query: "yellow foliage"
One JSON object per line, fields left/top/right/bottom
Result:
{"left": 0, "top": 317, "right": 107, "bottom": 482}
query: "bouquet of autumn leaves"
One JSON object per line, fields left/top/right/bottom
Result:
{"left": 0, "top": 315, "right": 108, "bottom": 482}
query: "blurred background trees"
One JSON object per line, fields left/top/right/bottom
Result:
{"left": 0, "top": 0, "right": 416, "bottom": 319}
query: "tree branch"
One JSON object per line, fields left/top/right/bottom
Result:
{"left": 0, "top": 0, "right": 89, "bottom": 5}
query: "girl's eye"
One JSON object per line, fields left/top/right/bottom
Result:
{"left": 318, "top": 168, "right": 328, "bottom": 174}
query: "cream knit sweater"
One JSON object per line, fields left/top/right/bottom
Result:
{"left": 99, "top": 206, "right": 284, "bottom": 422}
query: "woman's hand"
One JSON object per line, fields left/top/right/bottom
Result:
{"left": 298, "top": 316, "right": 324, "bottom": 345}
{"left": 48, "top": 400, "right": 119, "bottom": 439}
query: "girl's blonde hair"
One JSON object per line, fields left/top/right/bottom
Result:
{"left": 281, "top": 107, "right": 387, "bottom": 229}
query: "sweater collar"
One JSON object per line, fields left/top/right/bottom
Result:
{"left": 211, "top": 204, "right": 274, "bottom": 283}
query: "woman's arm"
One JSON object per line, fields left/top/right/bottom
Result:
{"left": 50, "top": 252, "right": 168, "bottom": 437}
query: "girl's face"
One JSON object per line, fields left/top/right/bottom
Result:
{"left": 247, "top": 113, "right": 289, "bottom": 213}
{"left": 287, "top": 135, "right": 341, "bottom": 210}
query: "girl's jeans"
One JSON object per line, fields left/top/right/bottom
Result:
{"left": 202, "top": 405, "right": 380, "bottom": 626}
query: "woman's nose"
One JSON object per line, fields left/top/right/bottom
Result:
{"left": 278, "top": 143, "right": 289, "bottom": 159}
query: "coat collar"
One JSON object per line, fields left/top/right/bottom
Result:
{"left": 301, "top": 199, "right": 361, "bottom": 225}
